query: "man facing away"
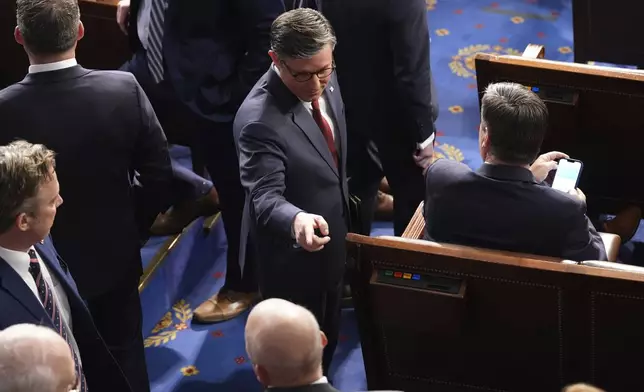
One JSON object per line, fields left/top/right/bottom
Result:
{"left": 116, "top": 0, "right": 286, "bottom": 323}
{"left": 0, "top": 141, "right": 132, "bottom": 392}
{"left": 424, "top": 82, "right": 607, "bottom": 261}
{"left": 245, "top": 298, "right": 339, "bottom": 392}
{"left": 234, "top": 8, "right": 350, "bottom": 375}
{"left": 0, "top": 1, "right": 173, "bottom": 390}
{"left": 0, "top": 324, "right": 77, "bottom": 392}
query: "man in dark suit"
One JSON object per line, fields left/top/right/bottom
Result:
{"left": 289, "top": 0, "right": 437, "bottom": 235}
{"left": 245, "top": 298, "right": 339, "bottom": 392}
{"left": 424, "top": 82, "right": 607, "bottom": 261}
{"left": 235, "top": 8, "right": 349, "bottom": 375}
{"left": 0, "top": 1, "right": 173, "bottom": 390}
{"left": 116, "top": 0, "right": 285, "bottom": 322}
{"left": 0, "top": 140, "right": 133, "bottom": 392}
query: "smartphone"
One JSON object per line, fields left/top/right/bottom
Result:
{"left": 551, "top": 158, "right": 583, "bottom": 193}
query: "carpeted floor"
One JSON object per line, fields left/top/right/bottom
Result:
{"left": 138, "top": 1, "right": 643, "bottom": 391}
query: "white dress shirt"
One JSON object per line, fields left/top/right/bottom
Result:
{"left": 28, "top": 58, "right": 77, "bottom": 74}
{"left": 136, "top": 0, "right": 153, "bottom": 50}
{"left": 0, "top": 246, "right": 82, "bottom": 364}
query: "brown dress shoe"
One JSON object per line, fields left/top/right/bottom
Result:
{"left": 192, "top": 291, "right": 258, "bottom": 323}
{"left": 150, "top": 188, "right": 220, "bottom": 236}
{"left": 374, "top": 190, "right": 394, "bottom": 221}
{"left": 603, "top": 205, "right": 642, "bottom": 243}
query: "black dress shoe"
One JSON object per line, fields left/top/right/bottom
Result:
{"left": 341, "top": 284, "right": 353, "bottom": 309}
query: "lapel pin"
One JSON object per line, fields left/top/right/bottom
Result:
{"left": 329, "top": 86, "right": 334, "bottom": 93}
{"left": 39, "top": 239, "right": 44, "bottom": 244}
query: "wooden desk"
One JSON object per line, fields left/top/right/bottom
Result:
{"left": 0, "top": 0, "right": 130, "bottom": 88}
{"left": 573, "top": 0, "right": 644, "bottom": 68}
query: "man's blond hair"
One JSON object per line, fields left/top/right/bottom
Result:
{"left": 0, "top": 140, "right": 56, "bottom": 233}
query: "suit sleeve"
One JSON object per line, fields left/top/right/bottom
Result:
{"left": 132, "top": 80, "right": 173, "bottom": 239}
{"left": 238, "top": 121, "right": 303, "bottom": 239}
{"left": 388, "top": 0, "right": 436, "bottom": 144}
{"left": 224, "top": 1, "right": 285, "bottom": 109}
{"left": 561, "top": 203, "right": 608, "bottom": 262}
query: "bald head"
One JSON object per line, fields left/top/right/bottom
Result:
{"left": 0, "top": 324, "right": 76, "bottom": 392}
{"left": 245, "top": 298, "right": 325, "bottom": 387}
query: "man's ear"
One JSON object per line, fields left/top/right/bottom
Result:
{"left": 320, "top": 331, "right": 328, "bottom": 348}
{"left": 77, "top": 21, "right": 85, "bottom": 41}
{"left": 268, "top": 50, "right": 280, "bottom": 67}
{"left": 14, "top": 26, "right": 24, "bottom": 46}
{"left": 15, "top": 212, "right": 30, "bottom": 232}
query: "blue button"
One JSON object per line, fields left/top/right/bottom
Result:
{"left": 412, "top": 274, "right": 421, "bottom": 280}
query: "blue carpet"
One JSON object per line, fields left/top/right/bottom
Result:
{"left": 139, "top": 1, "right": 642, "bottom": 391}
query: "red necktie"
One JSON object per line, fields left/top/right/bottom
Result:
{"left": 311, "top": 99, "right": 338, "bottom": 167}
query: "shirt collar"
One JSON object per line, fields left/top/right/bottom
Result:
{"left": 0, "top": 246, "right": 33, "bottom": 275}
{"left": 267, "top": 376, "right": 328, "bottom": 389}
{"left": 29, "top": 58, "right": 78, "bottom": 74}
{"left": 311, "top": 376, "right": 328, "bottom": 384}
{"left": 476, "top": 163, "right": 537, "bottom": 184}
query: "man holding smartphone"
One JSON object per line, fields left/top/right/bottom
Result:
{"left": 422, "top": 82, "right": 607, "bottom": 261}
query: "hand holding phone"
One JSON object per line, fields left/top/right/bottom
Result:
{"left": 551, "top": 158, "right": 583, "bottom": 193}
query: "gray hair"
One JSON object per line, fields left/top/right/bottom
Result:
{"left": 270, "top": 8, "right": 336, "bottom": 59}
{"left": 0, "top": 324, "right": 74, "bottom": 392}
{"left": 481, "top": 82, "right": 548, "bottom": 165}
{"left": 0, "top": 140, "right": 56, "bottom": 234}
{"left": 16, "top": 0, "right": 80, "bottom": 55}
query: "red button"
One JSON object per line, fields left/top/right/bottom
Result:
{"left": 394, "top": 272, "right": 402, "bottom": 278}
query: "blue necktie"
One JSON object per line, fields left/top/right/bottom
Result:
{"left": 147, "top": 0, "right": 169, "bottom": 83}
{"left": 28, "top": 249, "right": 87, "bottom": 392}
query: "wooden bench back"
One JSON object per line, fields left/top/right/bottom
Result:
{"left": 347, "top": 233, "right": 644, "bottom": 391}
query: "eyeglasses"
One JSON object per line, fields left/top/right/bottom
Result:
{"left": 281, "top": 60, "right": 335, "bottom": 82}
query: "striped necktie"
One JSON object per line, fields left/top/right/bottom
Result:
{"left": 147, "top": 0, "right": 169, "bottom": 83}
{"left": 28, "top": 249, "right": 87, "bottom": 392}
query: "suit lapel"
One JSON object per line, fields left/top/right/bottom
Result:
{"left": 292, "top": 105, "right": 340, "bottom": 178}
{"left": 0, "top": 257, "right": 48, "bottom": 321}
{"left": 266, "top": 67, "right": 340, "bottom": 178}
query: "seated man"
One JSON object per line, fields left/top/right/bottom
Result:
{"left": 245, "top": 298, "right": 338, "bottom": 392}
{"left": 424, "top": 82, "right": 607, "bottom": 261}
{"left": 0, "top": 324, "right": 77, "bottom": 392}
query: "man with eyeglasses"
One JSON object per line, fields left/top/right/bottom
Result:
{"left": 233, "top": 8, "right": 349, "bottom": 377}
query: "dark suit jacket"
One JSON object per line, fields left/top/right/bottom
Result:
{"left": 234, "top": 68, "right": 349, "bottom": 292}
{"left": 128, "top": 0, "right": 285, "bottom": 121}
{"left": 424, "top": 159, "right": 607, "bottom": 262}
{"left": 0, "top": 237, "right": 132, "bottom": 391}
{"left": 312, "top": 0, "right": 435, "bottom": 148}
{"left": 268, "top": 383, "right": 340, "bottom": 392}
{"left": 0, "top": 66, "right": 172, "bottom": 298}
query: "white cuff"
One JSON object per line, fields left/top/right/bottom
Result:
{"left": 417, "top": 133, "right": 435, "bottom": 150}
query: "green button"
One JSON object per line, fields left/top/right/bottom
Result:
{"left": 385, "top": 270, "right": 393, "bottom": 276}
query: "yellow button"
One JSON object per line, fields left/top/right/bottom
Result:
{"left": 403, "top": 273, "right": 412, "bottom": 279}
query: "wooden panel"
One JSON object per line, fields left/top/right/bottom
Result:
{"left": 0, "top": 0, "right": 130, "bottom": 88}
{"left": 347, "top": 233, "right": 644, "bottom": 392}
{"left": 573, "top": 0, "right": 644, "bottom": 68}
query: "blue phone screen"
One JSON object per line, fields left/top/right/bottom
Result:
{"left": 551, "top": 160, "right": 582, "bottom": 192}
